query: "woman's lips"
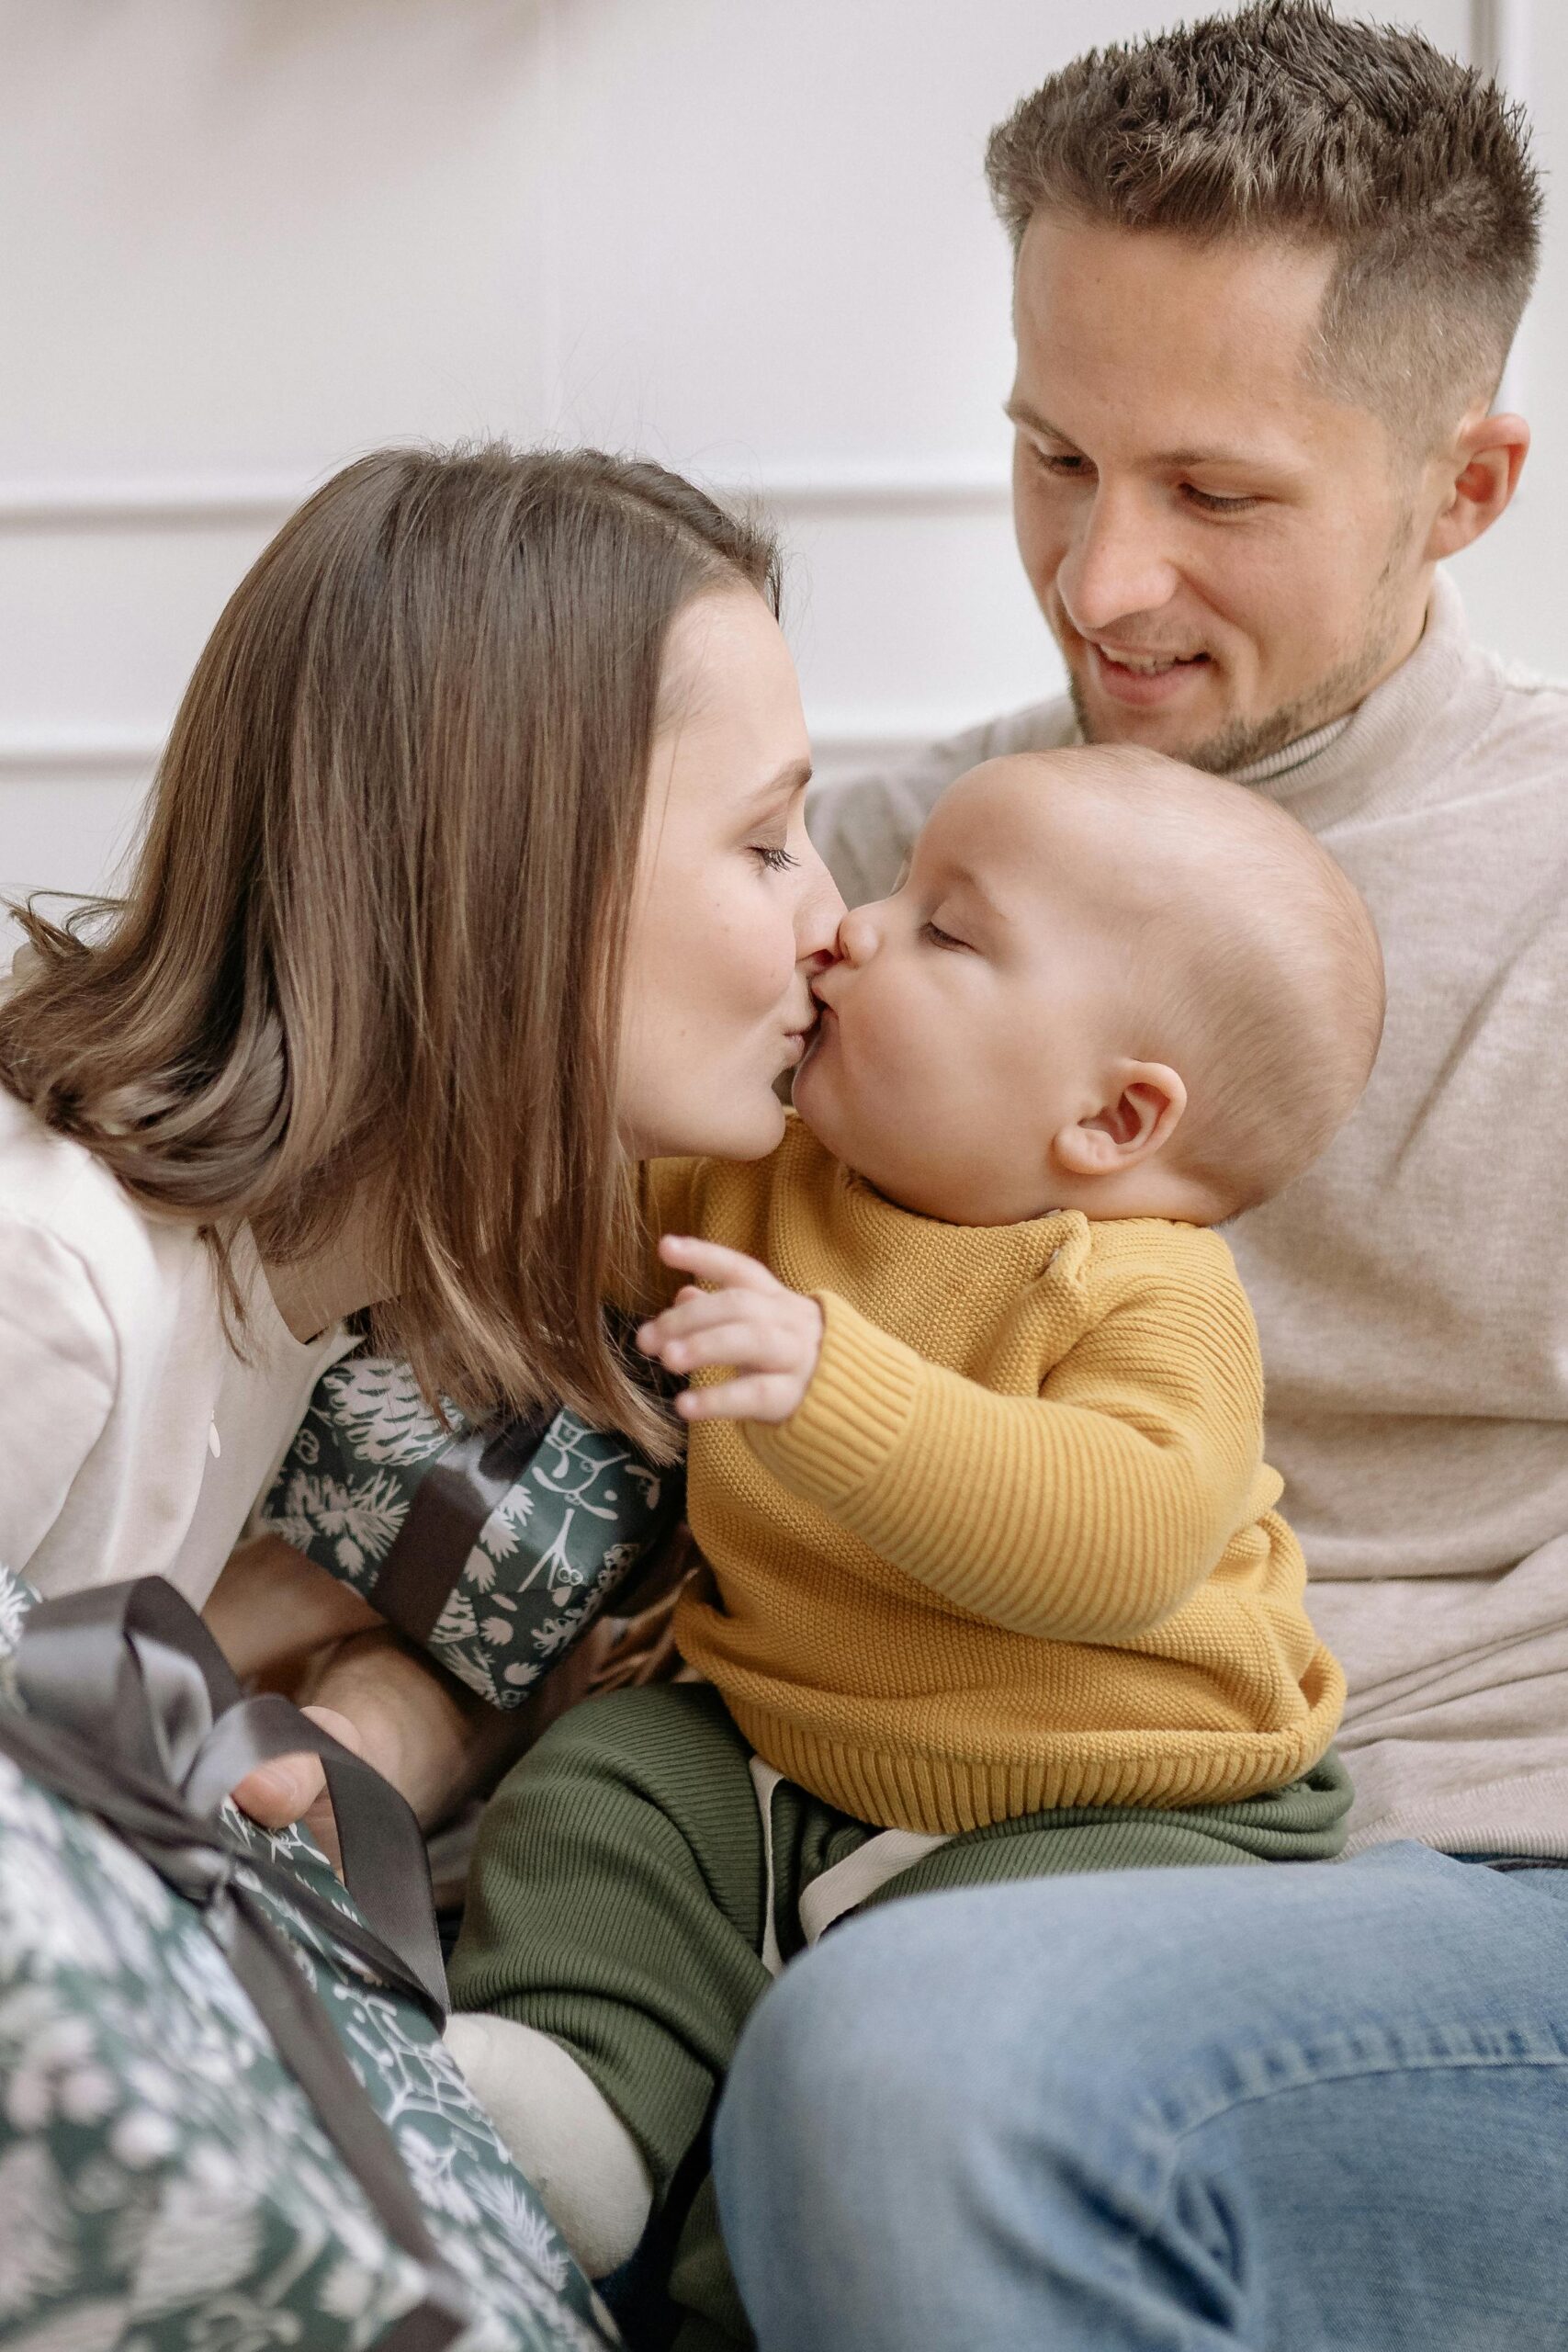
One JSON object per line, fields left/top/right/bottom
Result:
{"left": 1088, "top": 641, "right": 1210, "bottom": 708}
{"left": 795, "top": 1001, "right": 834, "bottom": 1070}
{"left": 782, "top": 1006, "right": 824, "bottom": 1066}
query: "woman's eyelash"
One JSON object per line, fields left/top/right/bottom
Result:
{"left": 751, "top": 844, "right": 799, "bottom": 872}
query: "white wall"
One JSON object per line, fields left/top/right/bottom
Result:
{"left": 1, "top": 0, "right": 1558, "bottom": 938}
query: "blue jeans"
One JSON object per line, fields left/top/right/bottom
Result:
{"left": 713, "top": 1844, "right": 1568, "bottom": 2349}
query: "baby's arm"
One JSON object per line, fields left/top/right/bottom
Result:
{"left": 638, "top": 1238, "right": 1263, "bottom": 1643}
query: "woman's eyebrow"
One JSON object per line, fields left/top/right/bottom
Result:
{"left": 746, "top": 757, "right": 813, "bottom": 808}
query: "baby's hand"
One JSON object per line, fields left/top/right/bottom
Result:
{"left": 638, "top": 1237, "right": 824, "bottom": 1425}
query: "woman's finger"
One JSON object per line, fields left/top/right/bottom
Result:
{"left": 657, "top": 1234, "right": 782, "bottom": 1294}
{"left": 230, "top": 1702, "right": 366, "bottom": 1842}
{"left": 232, "top": 1749, "right": 328, "bottom": 1830}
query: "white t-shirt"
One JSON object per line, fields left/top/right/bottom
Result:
{"left": 0, "top": 1083, "right": 350, "bottom": 1606}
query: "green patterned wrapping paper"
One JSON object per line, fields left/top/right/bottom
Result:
{"left": 0, "top": 1568, "right": 616, "bottom": 2352}
{"left": 260, "top": 1353, "right": 682, "bottom": 1709}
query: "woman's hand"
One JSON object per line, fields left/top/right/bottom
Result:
{"left": 638, "top": 1235, "right": 824, "bottom": 1424}
{"left": 228, "top": 1628, "right": 527, "bottom": 1861}
{"left": 231, "top": 1701, "right": 368, "bottom": 1871}
{"left": 205, "top": 1532, "right": 379, "bottom": 1681}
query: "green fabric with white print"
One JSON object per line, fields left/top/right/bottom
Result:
{"left": 260, "top": 1352, "right": 681, "bottom": 1708}
{"left": 0, "top": 1566, "right": 616, "bottom": 2352}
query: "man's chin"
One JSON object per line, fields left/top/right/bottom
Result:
{"left": 1069, "top": 670, "right": 1297, "bottom": 776}
{"left": 1069, "top": 664, "right": 1225, "bottom": 765}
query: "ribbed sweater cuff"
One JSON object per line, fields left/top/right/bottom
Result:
{"left": 748, "top": 1290, "right": 923, "bottom": 1510}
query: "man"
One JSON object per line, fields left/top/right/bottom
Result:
{"left": 713, "top": 6, "right": 1568, "bottom": 2346}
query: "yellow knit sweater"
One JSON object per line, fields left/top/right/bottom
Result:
{"left": 645, "top": 1117, "right": 1344, "bottom": 1837}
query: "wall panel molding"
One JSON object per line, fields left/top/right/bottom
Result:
{"left": 0, "top": 719, "right": 949, "bottom": 779}
{"left": 0, "top": 730, "right": 165, "bottom": 777}
{"left": 0, "top": 465, "right": 1013, "bottom": 778}
{"left": 1470, "top": 0, "right": 1534, "bottom": 410}
{"left": 0, "top": 462, "right": 1010, "bottom": 533}
{"left": 1469, "top": 0, "right": 1531, "bottom": 90}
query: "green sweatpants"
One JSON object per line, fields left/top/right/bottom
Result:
{"left": 451, "top": 1682, "right": 1352, "bottom": 2351}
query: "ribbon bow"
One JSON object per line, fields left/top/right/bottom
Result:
{"left": 0, "top": 1577, "right": 469, "bottom": 2351}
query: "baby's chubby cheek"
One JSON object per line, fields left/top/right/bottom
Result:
{"left": 804, "top": 1014, "right": 918, "bottom": 1161}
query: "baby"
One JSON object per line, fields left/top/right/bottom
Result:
{"left": 446, "top": 746, "right": 1385, "bottom": 2297}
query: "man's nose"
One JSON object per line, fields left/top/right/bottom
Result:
{"left": 1056, "top": 483, "right": 1181, "bottom": 638}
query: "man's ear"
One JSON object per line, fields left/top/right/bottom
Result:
{"left": 1052, "top": 1063, "right": 1187, "bottom": 1182}
{"left": 1424, "top": 406, "right": 1529, "bottom": 561}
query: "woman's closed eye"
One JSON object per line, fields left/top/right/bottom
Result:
{"left": 750, "top": 843, "right": 799, "bottom": 873}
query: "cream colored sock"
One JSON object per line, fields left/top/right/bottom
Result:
{"left": 444, "top": 2011, "right": 654, "bottom": 2279}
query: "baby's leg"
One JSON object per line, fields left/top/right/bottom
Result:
{"left": 442, "top": 2011, "right": 652, "bottom": 2278}
{"left": 446, "top": 1681, "right": 771, "bottom": 2280}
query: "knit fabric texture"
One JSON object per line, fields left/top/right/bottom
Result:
{"left": 645, "top": 1118, "right": 1344, "bottom": 1836}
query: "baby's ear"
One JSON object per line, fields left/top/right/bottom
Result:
{"left": 1053, "top": 1062, "right": 1187, "bottom": 1180}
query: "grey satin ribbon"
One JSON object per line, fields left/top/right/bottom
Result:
{"left": 370, "top": 1405, "right": 556, "bottom": 1645}
{"left": 0, "top": 1577, "right": 469, "bottom": 2352}
{"left": 366, "top": 1316, "right": 673, "bottom": 1656}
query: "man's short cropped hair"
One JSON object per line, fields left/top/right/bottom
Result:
{"left": 985, "top": 0, "right": 1542, "bottom": 448}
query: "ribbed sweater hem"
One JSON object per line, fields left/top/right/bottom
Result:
{"left": 726, "top": 1699, "right": 1337, "bottom": 1837}
{"left": 748, "top": 1288, "right": 921, "bottom": 1510}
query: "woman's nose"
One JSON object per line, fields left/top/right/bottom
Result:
{"left": 795, "top": 836, "right": 847, "bottom": 963}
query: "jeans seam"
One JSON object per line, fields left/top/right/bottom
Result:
{"left": 1149, "top": 2030, "right": 1568, "bottom": 2144}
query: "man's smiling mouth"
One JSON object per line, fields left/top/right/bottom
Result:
{"left": 1092, "top": 644, "right": 1208, "bottom": 674}
{"left": 1083, "top": 641, "right": 1213, "bottom": 705}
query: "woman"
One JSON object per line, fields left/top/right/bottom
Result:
{"left": 0, "top": 444, "right": 841, "bottom": 1807}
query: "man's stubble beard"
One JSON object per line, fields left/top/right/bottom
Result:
{"left": 1065, "top": 526, "right": 1420, "bottom": 777}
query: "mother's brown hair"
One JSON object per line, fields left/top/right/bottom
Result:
{"left": 0, "top": 445, "right": 780, "bottom": 1457}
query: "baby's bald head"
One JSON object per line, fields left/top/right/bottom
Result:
{"left": 797, "top": 742, "right": 1382, "bottom": 1228}
{"left": 953, "top": 747, "right": 1385, "bottom": 1215}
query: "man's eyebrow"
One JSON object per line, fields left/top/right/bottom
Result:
{"left": 1005, "top": 398, "right": 1081, "bottom": 450}
{"left": 1004, "top": 398, "right": 1284, "bottom": 475}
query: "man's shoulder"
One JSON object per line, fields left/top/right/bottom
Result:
{"left": 1461, "top": 650, "right": 1568, "bottom": 847}
{"left": 808, "top": 694, "right": 1075, "bottom": 905}
{"left": 1486, "top": 650, "right": 1568, "bottom": 737}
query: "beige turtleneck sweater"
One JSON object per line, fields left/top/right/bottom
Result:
{"left": 808, "top": 570, "right": 1568, "bottom": 1859}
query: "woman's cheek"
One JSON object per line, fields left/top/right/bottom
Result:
{"left": 740, "top": 910, "right": 801, "bottom": 1019}
{"left": 702, "top": 885, "right": 773, "bottom": 1015}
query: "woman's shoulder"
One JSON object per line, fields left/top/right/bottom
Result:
{"left": 0, "top": 1084, "right": 204, "bottom": 1328}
